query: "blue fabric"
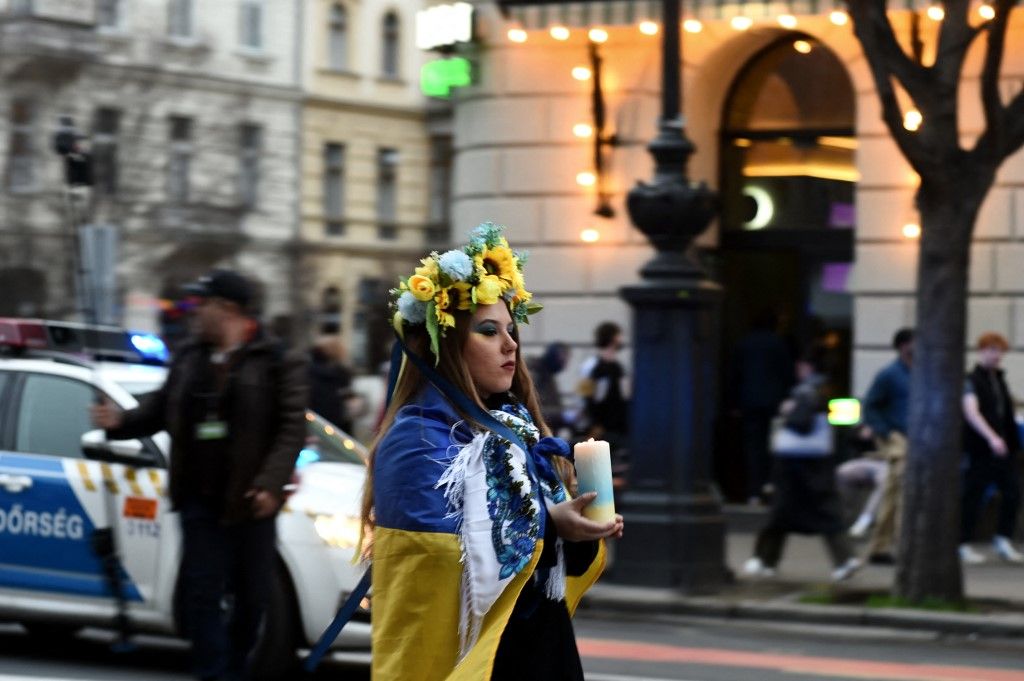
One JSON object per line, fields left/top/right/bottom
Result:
{"left": 373, "top": 384, "right": 473, "bottom": 534}
{"left": 862, "top": 359, "right": 911, "bottom": 437}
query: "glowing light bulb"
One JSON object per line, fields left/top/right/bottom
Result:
{"left": 571, "top": 66, "right": 592, "bottom": 81}
{"left": 829, "top": 9, "right": 849, "bottom": 25}
{"left": 507, "top": 28, "right": 527, "bottom": 43}
{"left": 927, "top": 3, "right": 945, "bottom": 20}
{"left": 580, "top": 228, "right": 600, "bottom": 243}
{"left": 793, "top": 40, "right": 813, "bottom": 54}
{"left": 902, "top": 223, "right": 921, "bottom": 239}
{"left": 731, "top": 16, "right": 753, "bottom": 30}
{"left": 573, "top": 123, "right": 594, "bottom": 138}
{"left": 683, "top": 19, "right": 703, "bottom": 33}
{"left": 903, "top": 108, "right": 923, "bottom": 131}
{"left": 576, "top": 171, "right": 596, "bottom": 187}
{"left": 588, "top": 28, "right": 609, "bottom": 43}
{"left": 639, "top": 21, "right": 659, "bottom": 35}
{"left": 550, "top": 25, "right": 570, "bottom": 40}
{"left": 978, "top": 3, "right": 995, "bottom": 19}
{"left": 778, "top": 14, "right": 797, "bottom": 28}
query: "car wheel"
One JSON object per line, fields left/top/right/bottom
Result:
{"left": 249, "top": 561, "right": 301, "bottom": 681}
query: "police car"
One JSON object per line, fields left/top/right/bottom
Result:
{"left": 0, "top": 319, "right": 370, "bottom": 675}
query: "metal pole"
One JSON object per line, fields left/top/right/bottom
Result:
{"left": 661, "top": 0, "right": 681, "bottom": 123}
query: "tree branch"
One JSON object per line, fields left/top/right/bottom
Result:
{"left": 934, "top": 0, "right": 975, "bottom": 92}
{"left": 1003, "top": 89, "right": 1024, "bottom": 160}
{"left": 847, "top": 0, "right": 927, "bottom": 167}
{"left": 980, "top": 0, "right": 1013, "bottom": 145}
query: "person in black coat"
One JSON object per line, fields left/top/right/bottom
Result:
{"left": 308, "top": 335, "right": 355, "bottom": 433}
{"left": 959, "top": 332, "right": 1023, "bottom": 564}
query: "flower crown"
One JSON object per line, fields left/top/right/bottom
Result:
{"left": 391, "top": 223, "right": 542, "bottom": 359}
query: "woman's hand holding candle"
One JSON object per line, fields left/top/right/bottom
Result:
{"left": 546, "top": 494, "right": 623, "bottom": 541}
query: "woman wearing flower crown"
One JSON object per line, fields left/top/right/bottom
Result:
{"left": 360, "top": 223, "right": 624, "bottom": 680}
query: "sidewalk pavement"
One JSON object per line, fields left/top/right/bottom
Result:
{"left": 580, "top": 505, "right": 1024, "bottom": 637}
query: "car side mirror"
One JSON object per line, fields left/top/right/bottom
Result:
{"left": 80, "top": 429, "right": 159, "bottom": 468}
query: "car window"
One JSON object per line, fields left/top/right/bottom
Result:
{"left": 15, "top": 373, "right": 96, "bottom": 459}
{"left": 299, "top": 414, "right": 366, "bottom": 467}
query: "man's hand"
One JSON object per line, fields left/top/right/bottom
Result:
{"left": 90, "top": 398, "right": 124, "bottom": 430}
{"left": 246, "top": 488, "right": 282, "bottom": 519}
{"left": 546, "top": 492, "right": 624, "bottom": 542}
{"left": 988, "top": 434, "right": 1008, "bottom": 457}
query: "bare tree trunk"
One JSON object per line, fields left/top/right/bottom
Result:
{"left": 895, "top": 175, "right": 991, "bottom": 602}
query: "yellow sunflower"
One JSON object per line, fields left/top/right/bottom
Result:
{"left": 436, "top": 306, "right": 456, "bottom": 328}
{"left": 415, "top": 257, "right": 439, "bottom": 279}
{"left": 474, "top": 245, "right": 517, "bottom": 290}
{"left": 451, "top": 281, "right": 473, "bottom": 310}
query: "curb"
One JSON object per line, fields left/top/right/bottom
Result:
{"left": 579, "top": 586, "right": 1024, "bottom": 638}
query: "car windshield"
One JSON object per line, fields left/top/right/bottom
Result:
{"left": 299, "top": 412, "right": 367, "bottom": 467}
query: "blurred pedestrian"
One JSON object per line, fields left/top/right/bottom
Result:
{"left": 91, "top": 269, "right": 308, "bottom": 681}
{"left": 731, "top": 309, "right": 794, "bottom": 504}
{"left": 308, "top": 334, "right": 355, "bottom": 433}
{"left": 742, "top": 349, "right": 861, "bottom": 582}
{"left": 959, "top": 332, "right": 1023, "bottom": 564}
{"left": 527, "top": 341, "right": 571, "bottom": 436}
{"left": 861, "top": 327, "right": 914, "bottom": 564}
{"left": 363, "top": 224, "right": 621, "bottom": 679}
{"left": 577, "top": 321, "right": 629, "bottom": 451}
{"left": 836, "top": 454, "right": 889, "bottom": 538}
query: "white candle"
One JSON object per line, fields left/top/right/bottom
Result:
{"left": 573, "top": 438, "right": 616, "bottom": 523}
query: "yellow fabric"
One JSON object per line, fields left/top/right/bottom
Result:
{"left": 371, "top": 528, "right": 605, "bottom": 680}
{"left": 566, "top": 539, "right": 607, "bottom": 617}
{"left": 371, "top": 527, "right": 542, "bottom": 681}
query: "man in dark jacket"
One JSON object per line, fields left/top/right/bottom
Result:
{"left": 960, "top": 332, "right": 1023, "bottom": 564}
{"left": 91, "top": 269, "right": 308, "bottom": 681}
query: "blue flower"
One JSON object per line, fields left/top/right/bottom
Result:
{"left": 470, "top": 222, "right": 502, "bottom": 248}
{"left": 397, "top": 291, "right": 427, "bottom": 324}
{"left": 438, "top": 249, "right": 474, "bottom": 281}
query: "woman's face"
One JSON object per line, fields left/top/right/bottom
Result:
{"left": 463, "top": 302, "right": 518, "bottom": 399}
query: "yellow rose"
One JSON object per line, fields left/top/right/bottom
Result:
{"left": 474, "top": 275, "right": 502, "bottom": 305}
{"left": 408, "top": 274, "right": 436, "bottom": 302}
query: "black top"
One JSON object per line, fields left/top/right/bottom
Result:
{"left": 964, "top": 364, "right": 1020, "bottom": 459}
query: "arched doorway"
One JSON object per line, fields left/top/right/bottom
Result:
{"left": 715, "top": 34, "right": 857, "bottom": 501}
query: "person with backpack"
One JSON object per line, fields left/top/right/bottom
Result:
{"left": 91, "top": 269, "right": 308, "bottom": 681}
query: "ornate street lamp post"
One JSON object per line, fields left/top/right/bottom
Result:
{"left": 610, "top": 0, "right": 727, "bottom": 592}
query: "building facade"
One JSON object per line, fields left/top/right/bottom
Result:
{"left": 299, "top": 0, "right": 449, "bottom": 370}
{"left": 0, "top": 0, "right": 303, "bottom": 339}
{"left": 444, "top": 0, "right": 1024, "bottom": 497}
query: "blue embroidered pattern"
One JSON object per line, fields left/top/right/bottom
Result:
{"left": 485, "top": 404, "right": 571, "bottom": 579}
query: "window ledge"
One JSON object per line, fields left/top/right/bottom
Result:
{"left": 96, "top": 26, "right": 131, "bottom": 42}
{"left": 376, "top": 75, "right": 406, "bottom": 85}
{"left": 235, "top": 46, "right": 272, "bottom": 63}
{"left": 163, "top": 35, "right": 207, "bottom": 51}
{"left": 319, "top": 67, "right": 360, "bottom": 78}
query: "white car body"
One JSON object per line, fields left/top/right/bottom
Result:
{"left": 0, "top": 356, "right": 370, "bottom": 657}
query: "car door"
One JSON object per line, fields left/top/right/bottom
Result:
{"left": 0, "top": 370, "right": 157, "bottom": 609}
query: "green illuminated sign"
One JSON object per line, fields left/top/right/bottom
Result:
{"left": 421, "top": 58, "right": 471, "bottom": 98}
{"left": 828, "top": 398, "right": 861, "bottom": 426}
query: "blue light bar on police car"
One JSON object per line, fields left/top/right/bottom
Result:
{"left": 129, "top": 333, "right": 169, "bottom": 363}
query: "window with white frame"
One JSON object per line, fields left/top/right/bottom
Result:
{"left": 167, "top": 116, "right": 193, "bottom": 203}
{"left": 239, "top": 0, "right": 262, "bottom": 50}
{"left": 7, "top": 100, "right": 35, "bottom": 191}
{"left": 376, "top": 148, "right": 399, "bottom": 239}
{"left": 96, "top": 0, "right": 122, "bottom": 29}
{"left": 238, "top": 123, "right": 261, "bottom": 209}
{"left": 323, "top": 143, "right": 345, "bottom": 235}
{"left": 381, "top": 11, "right": 400, "bottom": 78}
{"left": 92, "top": 107, "right": 120, "bottom": 195}
{"left": 167, "top": 0, "right": 193, "bottom": 38}
{"left": 327, "top": 3, "right": 348, "bottom": 70}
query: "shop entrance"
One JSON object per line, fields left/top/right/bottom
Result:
{"left": 714, "top": 34, "right": 857, "bottom": 501}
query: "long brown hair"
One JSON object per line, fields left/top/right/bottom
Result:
{"left": 359, "top": 304, "right": 566, "bottom": 538}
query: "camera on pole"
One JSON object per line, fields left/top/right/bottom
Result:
{"left": 53, "top": 116, "right": 94, "bottom": 187}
